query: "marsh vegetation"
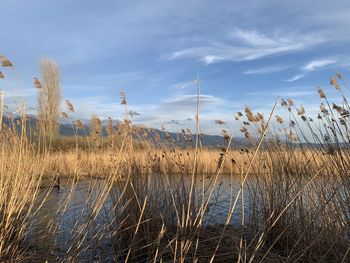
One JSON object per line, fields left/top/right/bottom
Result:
{"left": 0, "top": 56, "right": 350, "bottom": 262}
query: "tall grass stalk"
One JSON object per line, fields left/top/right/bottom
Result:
{"left": 2, "top": 56, "right": 350, "bottom": 262}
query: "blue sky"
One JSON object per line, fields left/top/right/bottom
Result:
{"left": 1, "top": 0, "right": 350, "bottom": 134}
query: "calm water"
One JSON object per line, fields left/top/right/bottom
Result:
{"left": 26, "top": 174, "right": 250, "bottom": 261}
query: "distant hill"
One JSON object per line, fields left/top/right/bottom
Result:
{"left": 1, "top": 115, "right": 248, "bottom": 148}
{"left": 59, "top": 122, "right": 248, "bottom": 148}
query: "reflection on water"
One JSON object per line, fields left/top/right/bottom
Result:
{"left": 26, "top": 174, "right": 250, "bottom": 261}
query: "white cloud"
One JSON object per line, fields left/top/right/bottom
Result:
{"left": 233, "top": 29, "right": 278, "bottom": 46}
{"left": 167, "top": 29, "right": 326, "bottom": 64}
{"left": 203, "top": 55, "right": 221, "bottom": 64}
{"left": 246, "top": 88, "right": 315, "bottom": 98}
{"left": 54, "top": 92, "right": 229, "bottom": 133}
{"left": 171, "top": 80, "right": 198, "bottom": 90}
{"left": 159, "top": 94, "right": 226, "bottom": 112}
{"left": 286, "top": 58, "right": 337, "bottom": 82}
{"left": 302, "top": 59, "right": 336, "bottom": 71}
{"left": 285, "top": 74, "right": 305, "bottom": 82}
{"left": 244, "top": 65, "right": 291, "bottom": 74}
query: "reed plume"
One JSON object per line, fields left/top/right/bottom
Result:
{"left": 36, "top": 58, "right": 62, "bottom": 147}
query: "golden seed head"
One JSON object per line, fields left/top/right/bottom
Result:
{"left": 276, "top": 115, "right": 284, "bottom": 124}
{"left": 297, "top": 105, "right": 305, "bottom": 116}
{"left": 76, "top": 120, "right": 84, "bottom": 129}
{"left": 120, "top": 91, "right": 127, "bottom": 105}
{"left": 256, "top": 112, "right": 264, "bottom": 122}
{"left": 336, "top": 71, "right": 343, "bottom": 80}
{"left": 332, "top": 103, "right": 342, "bottom": 113}
{"left": 330, "top": 77, "right": 340, "bottom": 90}
{"left": 214, "top": 120, "right": 225, "bottom": 125}
{"left": 320, "top": 103, "right": 328, "bottom": 113}
{"left": 0, "top": 56, "right": 13, "bottom": 67}
{"left": 287, "top": 99, "right": 294, "bottom": 106}
{"left": 281, "top": 99, "right": 288, "bottom": 107}
{"left": 65, "top": 99, "right": 75, "bottom": 112}
{"left": 317, "top": 87, "right": 326, "bottom": 98}
{"left": 61, "top": 112, "right": 68, "bottom": 119}
{"left": 33, "top": 77, "right": 42, "bottom": 89}
{"left": 106, "top": 117, "right": 113, "bottom": 135}
{"left": 245, "top": 106, "right": 256, "bottom": 122}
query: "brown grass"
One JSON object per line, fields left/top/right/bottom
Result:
{"left": 36, "top": 58, "right": 62, "bottom": 148}
{"left": 1, "top": 57, "right": 350, "bottom": 262}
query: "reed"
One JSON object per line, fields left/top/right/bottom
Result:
{"left": 1, "top": 56, "right": 350, "bottom": 262}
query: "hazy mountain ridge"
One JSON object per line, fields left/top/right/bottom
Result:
{"left": 2, "top": 115, "right": 248, "bottom": 148}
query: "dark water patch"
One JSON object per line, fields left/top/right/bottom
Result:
{"left": 25, "top": 174, "right": 250, "bottom": 261}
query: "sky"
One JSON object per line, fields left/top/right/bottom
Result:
{"left": 1, "top": 0, "right": 350, "bottom": 134}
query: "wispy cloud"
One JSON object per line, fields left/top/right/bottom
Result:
{"left": 302, "top": 59, "right": 336, "bottom": 71}
{"left": 116, "top": 93, "right": 231, "bottom": 133}
{"left": 285, "top": 74, "right": 305, "bottom": 82}
{"left": 244, "top": 65, "right": 291, "bottom": 74}
{"left": 171, "top": 80, "right": 198, "bottom": 90}
{"left": 246, "top": 88, "right": 315, "bottom": 98}
{"left": 232, "top": 29, "right": 279, "bottom": 46}
{"left": 167, "top": 29, "right": 326, "bottom": 64}
{"left": 159, "top": 94, "right": 226, "bottom": 112}
{"left": 286, "top": 59, "right": 337, "bottom": 82}
{"left": 2, "top": 0, "right": 350, "bottom": 134}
